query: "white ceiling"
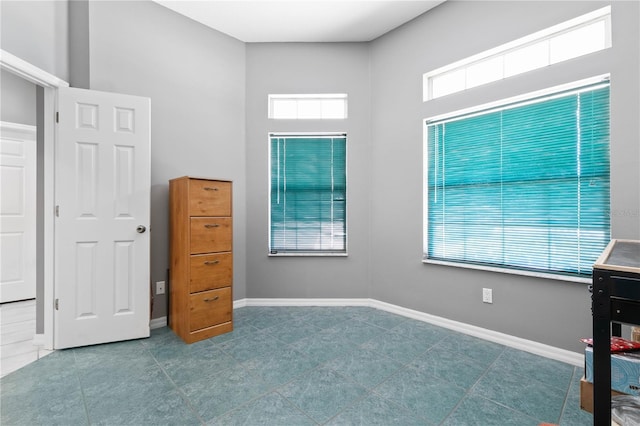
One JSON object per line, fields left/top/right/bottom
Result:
{"left": 153, "top": 0, "right": 445, "bottom": 43}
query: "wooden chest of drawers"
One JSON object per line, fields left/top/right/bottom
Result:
{"left": 169, "top": 176, "right": 233, "bottom": 343}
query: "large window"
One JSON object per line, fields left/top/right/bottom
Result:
{"left": 424, "top": 78, "right": 610, "bottom": 279}
{"left": 270, "top": 134, "right": 347, "bottom": 255}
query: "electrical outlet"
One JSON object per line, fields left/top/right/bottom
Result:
{"left": 482, "top": 288, "right": 493, "bottom": 304}
{"left": 156, "top": 281, "right": 165, "bottom": 295}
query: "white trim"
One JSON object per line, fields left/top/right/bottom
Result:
{"left": 42, "top": 88, "right": 55, "bottom": 350}
{"left": 423, "top": 6, "right": 611, "bottom": 101}
{"left": 150, "top": 317, "right": 167, "bottom": 329}
{"left": 423, "top": 259, "right": 591, "bottom": 284}
{"left": 0, "top": 49, "right": 69, "bottom": 88}
{"left": 1, "top": 49, "right": 69, "bottom": 351}
{"left": 425, "top": 74, "right": 609, "bottom": 124}
{"left": 0, "top": 121, "right": 37, "bottom": 135}
{"left": 268, "top": 93, "right": 348, "bottom": 119}
{"left": 237, "top": 298, "right": 372, "bottom": 307}
{"left": 234, "top": 297, "right": 584, "bottom": 367}
{"left": 371, "top": 299, "right": 583, "bottom": 367}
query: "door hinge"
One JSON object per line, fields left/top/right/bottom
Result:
{"left": 56, "top": 112, "right": 59, "bottom": 123}
{"left": 54, "top": 299, "right": 59, "bottom": 310}
{"left": 55, "top": 205, "right": 59, "bottom": 217}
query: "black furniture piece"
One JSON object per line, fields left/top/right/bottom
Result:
{"left": 591, "top": 239, "right": 640, "bottom": 425}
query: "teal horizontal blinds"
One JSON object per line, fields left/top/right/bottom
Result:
{"left": 426, "top": 82, "right": 610, "bottom": 277}
{"left": 270, "top": 135, "right": 347, "bottom": 253}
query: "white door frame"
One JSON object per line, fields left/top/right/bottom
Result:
{"left": 0, "top": 49, "right": 69, "bottom": 349}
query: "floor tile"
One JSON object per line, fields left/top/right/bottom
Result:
{"left": 277, "top": 366, "right": 368, "bottom": 424}
{"left": 390, "top": 319, "right": 453, "bottom": 344}
{"left": 147, "top": 334, "right": 215, "bottom": 363}
{"left": 77, "top": 357, "right": 163, "bottom": 398}
{"left": 245, "top": 308, "right": 297, "bottom": 330}
{"left": 559, "top": 368, "right": 593, "bottom": 426}
{"left": 180, "top": 363, "right": 270, "bottom": 423}
{"left": 325, "top": 393, "right": 428, "bottom": 425}
{"left": 217, "top": 330, "right": 283, "bottom": 363}
{"left": 262, "top": 317, "right": 322, "bottom": 344}
{"left": 361, "top": 328, "right": 433, "bottom": 364}
{"left": 436, "top": 332, "right": 505, "bottom": 367}
{"left": 208, "top": 322, "right": 261, "bottom": 345}
{"left": 324, "top": 347, "right": 404, "bottom": 389}
{"left": 354, "top": 309, "right": 409, "bottom": 330}
{"left": 72, "top": 339, "right": 149, "bottom": 367}
{"left": 373, "top": 365, "right": 466, "bottom": 424}
{"left": 301, "top": 307, "right": 354, "bottom": 329}
{"left": 288, "top": 327, "right": 357, "bottom": 363}
{"left": 139, "top": 326, "right": 185, "bottom": 349}
{"left": 496, "top": 347, "right": 574, "bottom": 391}
{"left": 471, "top": 364, "right": 566, "bottom": 423}
{"left": 408, "top": 344, "right": 487, "bottom": 390}
{"left": 0, "top": 306, "right": 588, "bottom": 426}
{"left": 240, "top": 345, "right": 319, "bottom": 387}
{"left": 1, "top": 382, "right": 89, "bottom": 426}
{"left": 210, "top": 391, "right": 315, "bottom": 425}
{"left": 1, "top": 350, "right": 88, "bottom": 425}
{"left": 323, "top": 319, "right": 387, "bottom": 345}
{"left": 0, "top": 349, "right": 77, "bottom": 393}
{"left": 160, "top": 346, "right": 238, "bottom": 387}
{"left": 441, "top": 394, "right": 541, "bottom": 426}
{"left": 85, "top": 384, "right": 200, "bottom": 425}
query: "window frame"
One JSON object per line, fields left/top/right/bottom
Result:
{"left": 422, "top": 6, "right": 611, "bottom": 101}
{"left": 422, "top": 75, "right": 611, "bottom": 283}
{"left": 268, "top": 94, "right": 348, "bottom": 120}
{"left": 268, "top": 132, "right": 348, "bottom": 257}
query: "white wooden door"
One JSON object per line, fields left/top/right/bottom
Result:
{"left": 55, "top": 87, "right": 150, "bottom": 349}
{"left": 0, "top": 122, "right": 37, "bottom": 303}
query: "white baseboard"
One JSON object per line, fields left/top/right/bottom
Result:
{"left": 236, "top": 298, "right": 371, "bottom": 308}
{"left": 233, "top": 297, "right": 583, "bottom": 367}
{"left": 150, "top": 316, "right": 167, "bottom": 330}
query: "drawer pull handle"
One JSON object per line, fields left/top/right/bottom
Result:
{"left": 204, "top": 224, "right": 220, "bottom": 228}
{"left": 204, "top": 260, "right": 220, "bottom": 265}
{"left": 203, "top": 296, "right": 219, "bottom": 302}
{"left": 203, "top": 187, "right": 219, "bottom": 191}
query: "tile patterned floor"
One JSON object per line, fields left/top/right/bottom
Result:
{"left": 0, "top": 306, "right": 593, "bottom": 425}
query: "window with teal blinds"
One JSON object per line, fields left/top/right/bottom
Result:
{"left": 425, "top": 81, "right": 610, "bottom": 277}
{"left": 270, "top": 134, "right": 347, "bottom": 254}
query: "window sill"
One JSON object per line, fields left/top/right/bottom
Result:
{"left": 269, "top": 252, "right": 348, "bottom": 257}
{"left": 422, "top": 258, "right": 591, "bottom": 284}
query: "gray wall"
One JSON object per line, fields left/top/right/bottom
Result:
{"left": 0, "top": 0, "right": 69, "bottom": 81}
{"left": 1, "top": 0, "right": 69, "bottom": 334}
{"left": 0, "top": 70, "right": 36, "bottom": 125}
{"left": 2, "top": 0, "right": 638, "bottom": 353}
{"left": 368, "top": 0, "right": 640, "bottom": 352}
{"left": 86, "top": 1, "right": 247, "bottom": 318}
{"left": 245, "top": 43, "right": 372, "bottom": 299}
{"left": 68, "top": 0, "right": 90, "bottom": 89}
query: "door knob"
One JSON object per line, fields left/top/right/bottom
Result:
{"left": 136, "top": 225, "right": 146, "bottom": 233}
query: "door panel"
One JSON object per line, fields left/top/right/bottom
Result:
{"left": 55, "top": 87, "right": 150, "bottom": 349}
{"left": 0, "top": 123, "right": 36, "bottom": 303}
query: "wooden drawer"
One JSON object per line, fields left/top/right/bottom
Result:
{"left": 189, "top": 287, "right": 232, "bottom": 332}
{"left": 189, "top": 179, "right": 231, "bottom": 217}
{"left": 190, "top": 217, "right": 232, "bottom": 254}
{"left": 190, "top": 253, "right": 232, "bottom": 293}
